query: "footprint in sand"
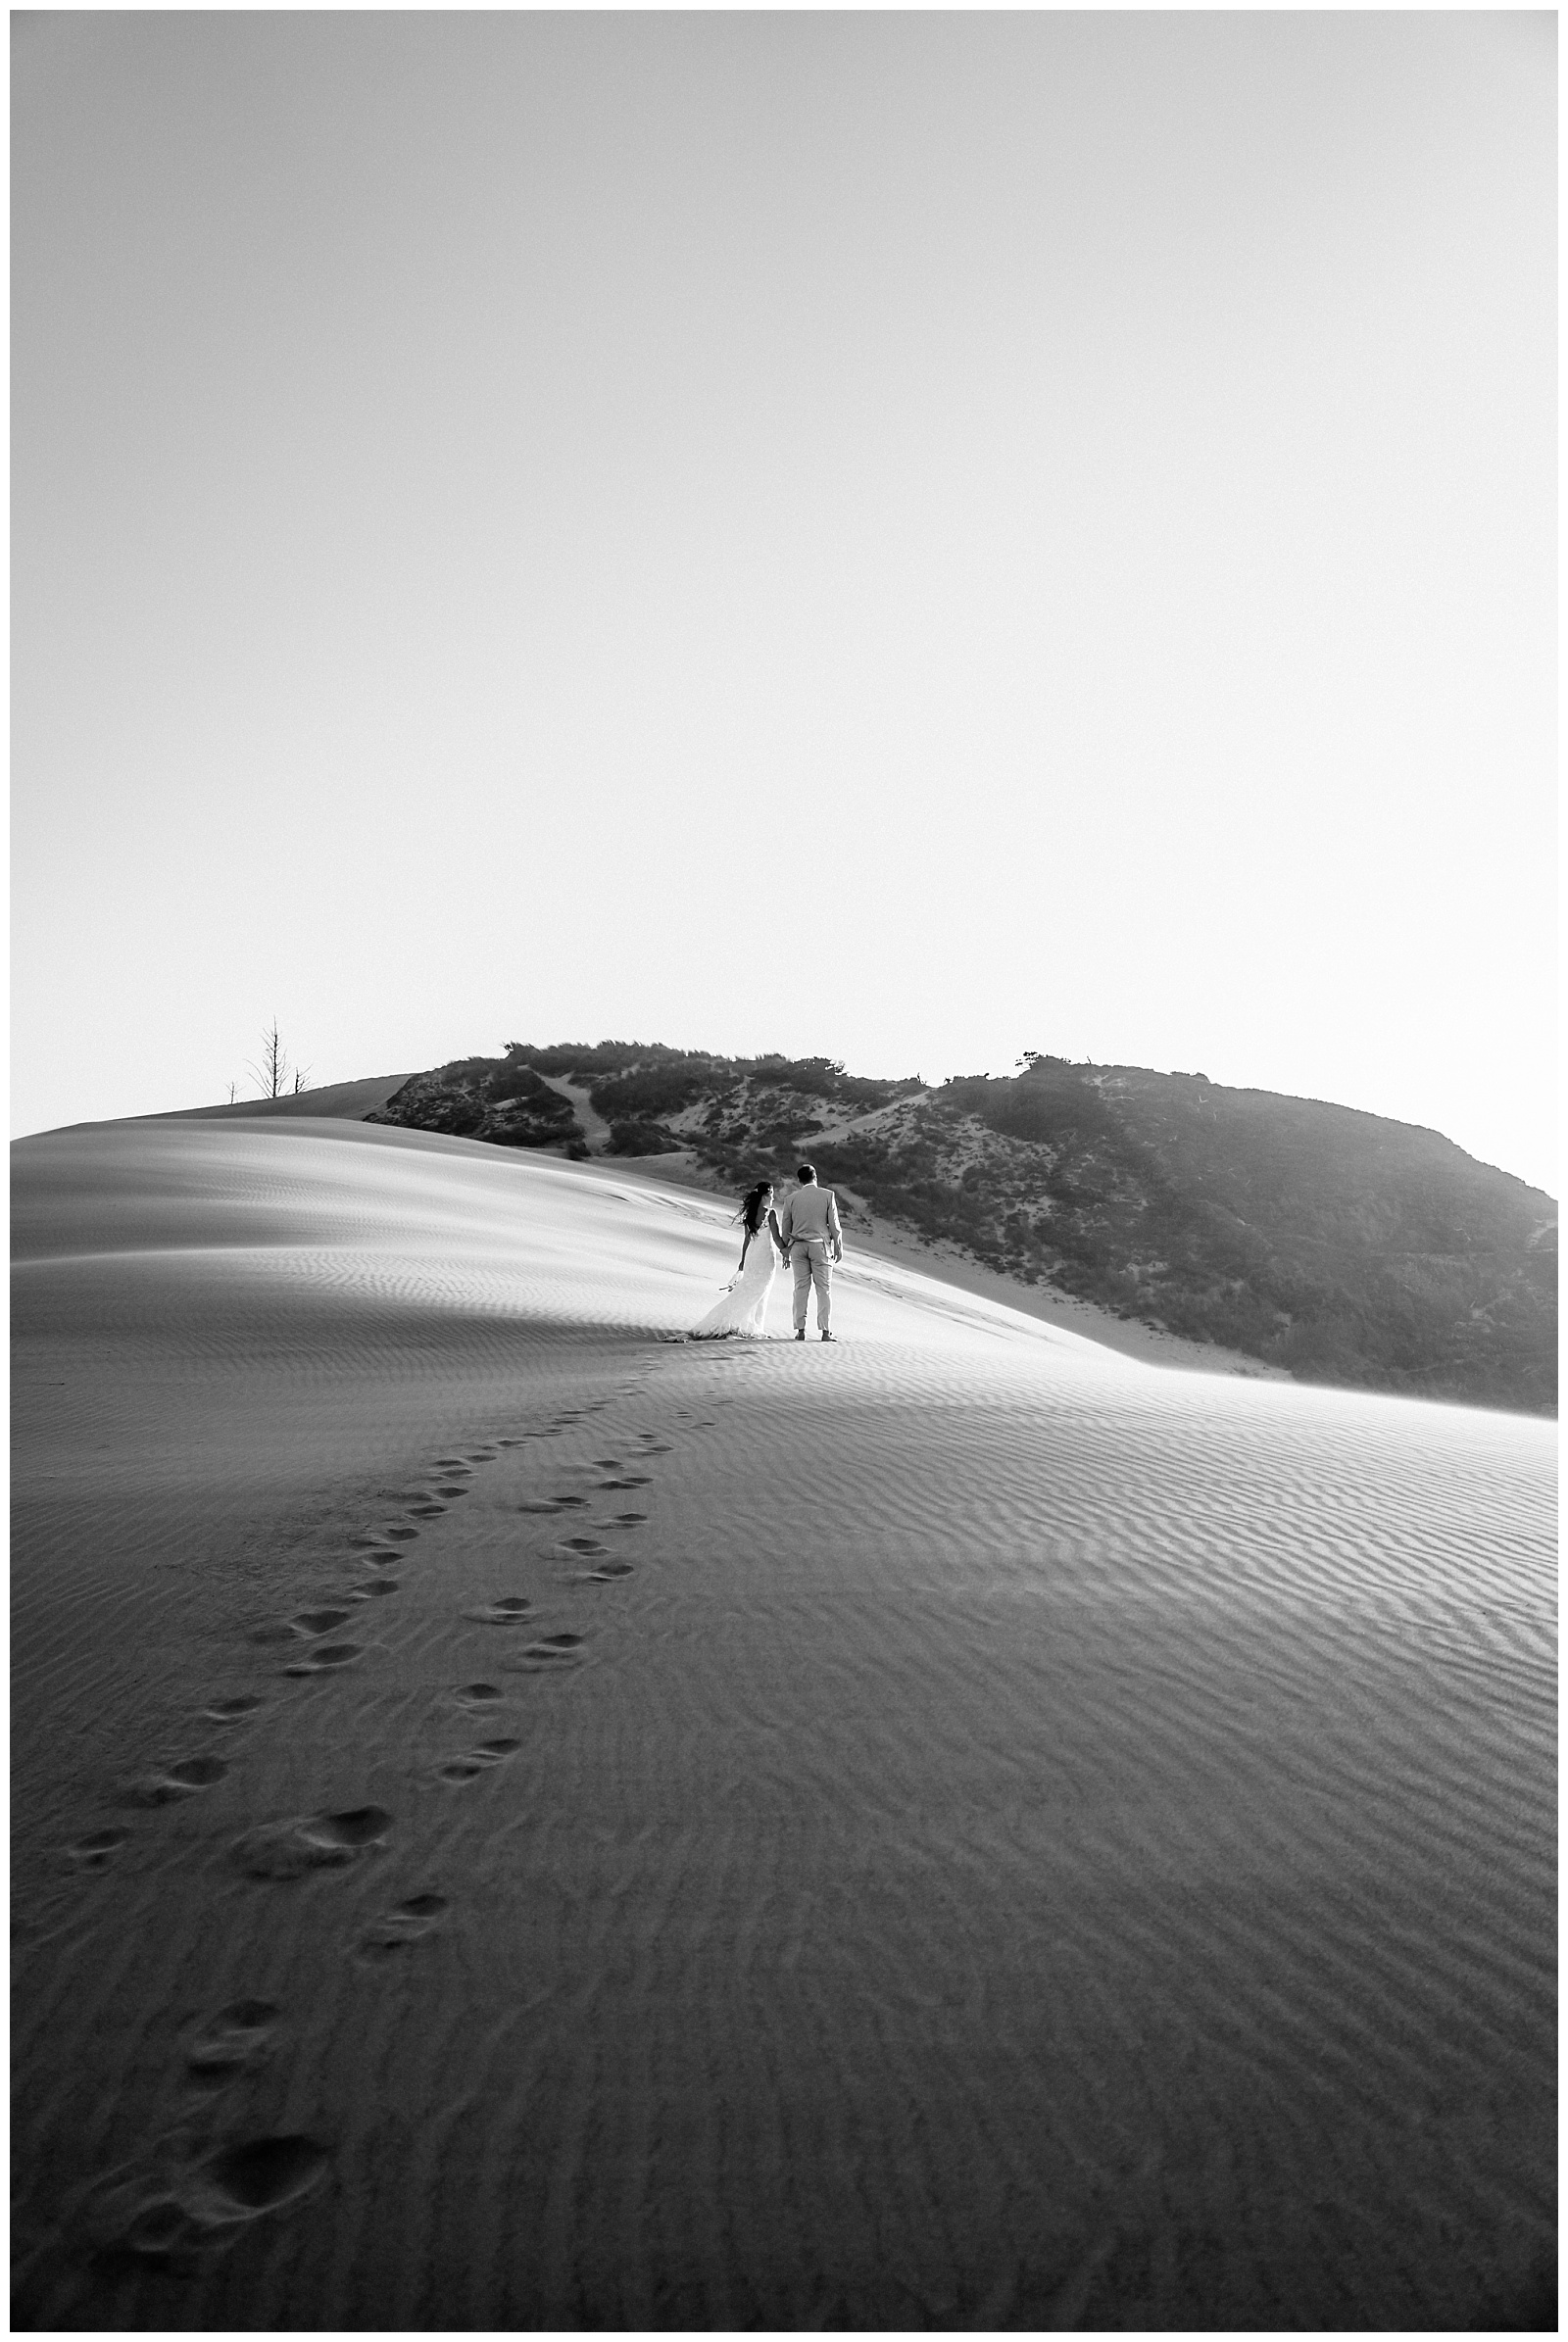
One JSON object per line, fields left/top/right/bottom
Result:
{"left": 204, "top": 1694, "right": 265, "bottom": 1725}
{"left": 455, "top": 1683, "right": 505, "bottom": 1708}
{"left": 558, "top": 1535, "right": 608, "bottom": 1558}
{"left": 356, "top": 1892, "right": 449, "bottom": 1961}
{"left": 284, "top": 1642, "right": 363, "bottom": 1678}
{"left": 231, "top": 1805, "right": 392, "bottom": 1880}
{"left": 190, "top": 2134, "right": 330, "bottom": 2222}
{"left": 604, "top": 1511, "right": 648, "bottom": 1527}
{"left": 465, "top": 1597, "right": 533, "bottom": 1626}
{"left": 436, "top": 1738, "right": 520, "bottom": 1784}
{"left": 91, "top": 2196, "right": 206, "bottom": 2270}
{"left": 466, "top": 1451, "right": 498, "bottom": 1463}
{"left": 638, "top": 1441, "right": 674, "bottom": 1455}
{"left": 514, "top": 1634, "right": 587, "bottom": 1671}
{"left": 124, "top": 1756, "right": 228, "bottom": 1808}
{"left": 379, "top": 1526, "right": 420, "bottom": 1544}
{"left": 431, "top": 1458, "right": 471, "bottom": 1473}
{"left": 68, "top": 1827, "right": 131, "bottom": 1870}
{"left": 407, "top": 1502, "right": 446, "bottom": 1517}
{"left": 344, "top": 1578, "right": 399, "bottom": 1601}
{"left": 516, "top": 1498, "right": 566, "bottom": 1515}
{"left": 358, "top": 1549, "right": 402, "bottom": 1568}
{"left": 587, "top": 1561, "right": 634, "bottom": 1583}
{"left": 597, "top": 1475, "right": 651, "bottom": 1491}
{"left": 183, "top": 1999, "right": 282, "bottom": 2088}
{"left": 91, "top": 2135, "right": 331, "bottom": 2272}
{"left": 293, "top": 1608, "right": 355, "bottom": 1637}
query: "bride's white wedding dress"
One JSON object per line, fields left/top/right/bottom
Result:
{"left": 690, "top": 1222, "right": 780, "bottom": 1340}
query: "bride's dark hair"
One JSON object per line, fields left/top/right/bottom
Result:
{"left": 734, "top": 1181, "right": 772, "bottom": 1238}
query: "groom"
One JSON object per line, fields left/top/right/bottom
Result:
{"left": 777, "top": 1162, "right": 843, "bottom": 1342}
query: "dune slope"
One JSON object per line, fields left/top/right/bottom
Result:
{"left": 11, "top": 1118, "right": 1556, "bottom": 2330}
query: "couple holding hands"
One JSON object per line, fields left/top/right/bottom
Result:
{"left": 690, "top": 1163, "right": 844, "bottom": 1343}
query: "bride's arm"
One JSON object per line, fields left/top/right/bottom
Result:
{"left": 766, "top": 1207, "right": 785, "bottom": 1254}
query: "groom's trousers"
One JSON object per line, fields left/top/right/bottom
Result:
{"left": 790, "top": 1238, "right": 833, "bottom": 1333}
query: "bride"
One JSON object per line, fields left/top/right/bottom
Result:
{"left": 689, "top": 1182, "right": 786, "bottom": 1340}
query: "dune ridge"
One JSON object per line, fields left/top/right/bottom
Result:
{"left": 11, "top": 1116, "right": 1556, "bottom": 2329}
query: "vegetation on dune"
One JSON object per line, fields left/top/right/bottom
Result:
{"left": 813, "top": 1062, "right": 1556, "bottom": 1411}
{"left": 365, "top": 1041, "right": 1556, "bottom": 1414}
{"left": 242, "top": 1021, "right": 311, "bottom": 1102}
{"left": 605, "top": 1118, "right": 686, "bottom": 1157}
{"left": 368, "top": 1056, "right": 582, "bottom": 1150}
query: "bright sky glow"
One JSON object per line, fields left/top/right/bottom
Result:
{"left": 12, "top": 13, "right": 1556, "bottom": 1192}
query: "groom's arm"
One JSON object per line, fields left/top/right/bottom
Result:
{"left": 827, "top": 1193, "right": 843, "bottom": 1255}
{"left": 776, "top": 1195, "right": 794, "bottom": 1247}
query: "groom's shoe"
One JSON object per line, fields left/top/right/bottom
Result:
{"left": 820, "top": 1331, "right": 837, "bottom": 1342}
{"left": 794, "top": 1329, "right": 807, "bottom": 1342}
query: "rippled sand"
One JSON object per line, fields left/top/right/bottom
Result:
{"left": 12, "top": 1116, "right": 1556, "bottom": 2329}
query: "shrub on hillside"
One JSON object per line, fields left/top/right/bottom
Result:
{"left": 487, "top": 1062, "right": 568, "bottom": 1110}
{"left": 606, "top": 1119, "right": 685, "bottom": 1156}
{"left": 590, "top": 1066, "right": 709, "bottom": 1120}
{"left": 749, "top": 1055, "right": 845, "bottom": 1098}
{"left": 946, "top": 1068, "right": 1130, "bottom": 1155}
{"left": 508, "top": 1040, "right": 702, "bottom": 1082}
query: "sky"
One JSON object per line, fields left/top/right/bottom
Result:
{"left": 11, "top": 11, "right": 1557, "bottom": 1194}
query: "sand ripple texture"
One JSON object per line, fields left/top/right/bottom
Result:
{"left": 12, "top": 1116, "right": 1556, "bottom": 2329}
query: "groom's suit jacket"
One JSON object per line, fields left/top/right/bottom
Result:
{"left": 778, "top": 1183, "right": 842, "bottom": 1253}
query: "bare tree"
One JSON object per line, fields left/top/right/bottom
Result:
{"left": 227, "top": 1082, "right": 238, "bottom": 1105}
{"left": 292, "top": 1066, "right": 312, "bottom": 1096}
{"left": 246, "top": 1021, "right": 306, "bottom": 1100}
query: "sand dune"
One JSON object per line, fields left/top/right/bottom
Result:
{"left": 11, "top": 1116, "right": 1556, "bottom": 2329}
{"left": 132, "top": 1073, "right": 415, "bottom": 1125}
